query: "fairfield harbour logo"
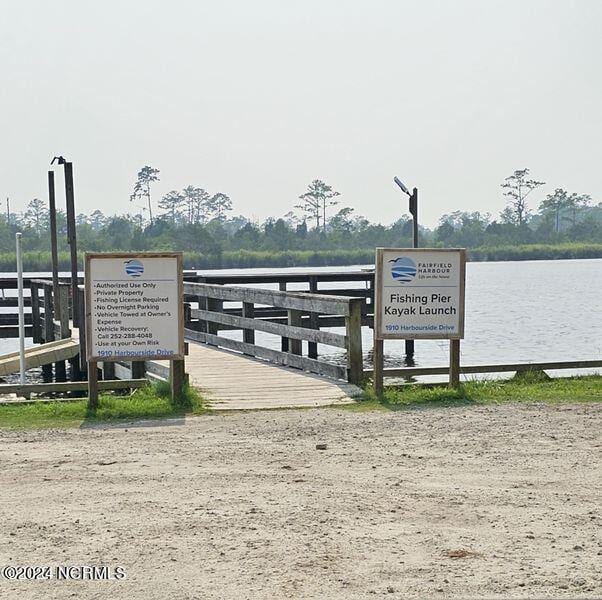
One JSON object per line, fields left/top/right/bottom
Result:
{"left": 390, "top": 257, "right": 452, "bottom": 284}
{"left": 389, "top": 257, "right": 417, "bottom": 283}
{"left": 124, "top": 259, "right": 144, "bottom": 278}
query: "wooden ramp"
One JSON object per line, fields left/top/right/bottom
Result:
{"left": 0, "top": 338, "right": 79, "bottom": 377}
{"left": 182, "top": 342, "right": 362, "bottom": 410}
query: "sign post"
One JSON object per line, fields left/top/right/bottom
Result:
{"left": 84, "top": 252, "right": 185, "bottom": 408}
{"left": 373, "top": 248, "right": 466, "bottom": 393}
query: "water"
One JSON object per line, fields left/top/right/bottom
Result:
{"left": 1, "top": 260, "right": 601, "bottom": 373}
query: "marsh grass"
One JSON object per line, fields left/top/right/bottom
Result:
{"left": 1, "top": 243, "right": 601, "bottom": 271}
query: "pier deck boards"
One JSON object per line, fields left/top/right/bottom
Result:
{"left": 180, "top": 342, "right": 362, "bottom": 410}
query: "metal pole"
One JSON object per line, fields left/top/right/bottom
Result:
{"left": 405, "top": 187, "right": 418, "bottom": 359}
{"left": 411, "top": 187, "right": 418, "bottom": 248}
{"left": 64, "top": 162, "right": 79, "bottom": 328}
{"left": 16, "top": 232, "right": 26, "bottom": 384}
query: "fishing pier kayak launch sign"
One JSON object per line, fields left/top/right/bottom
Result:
{"left": 85, "top": 252, "right": 184, "bottom": 361}
{"left": 375, "top": 248, "right": 466, "bottom": 340}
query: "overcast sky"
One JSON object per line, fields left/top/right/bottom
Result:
{"left": 1, "top": 0, "right": 600, "bottom": 227}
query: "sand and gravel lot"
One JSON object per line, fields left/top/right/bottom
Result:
{"left": 0, "top": 402, "right": 600, "bottom": 599}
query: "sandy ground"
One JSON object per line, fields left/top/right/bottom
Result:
{"left": 0, "top": 402, "right": 600, "bottom": 600}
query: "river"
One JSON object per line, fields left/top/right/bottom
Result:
{"left": 1, "top": 259, "right": 601, "bottom": 374}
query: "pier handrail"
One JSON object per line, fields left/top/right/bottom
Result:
{"left": 183, "top": 281, "right": 364, "bottom": 383}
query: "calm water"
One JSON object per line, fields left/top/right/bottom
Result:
{"left": 1, "top": 259, "right": 601, "bottom": 373}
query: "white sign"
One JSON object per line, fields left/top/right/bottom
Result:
{"left": 375, "top": 248, "right": 466, "bottom": 340}
{"left": 85, "top": 253, "right": 184, "bottom": 361}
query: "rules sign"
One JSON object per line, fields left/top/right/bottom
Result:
{"left": 85, "top": 252, "right": 184, "bottom": 361}
{"left": 375, "top": 248, "right": 466, "bottom": 340}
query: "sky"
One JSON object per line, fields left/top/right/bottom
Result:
{"left": 1, "top": 0, "right": 601, "bottom": 228}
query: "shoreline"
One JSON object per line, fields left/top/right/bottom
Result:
{"left": 0, "top": 243, "right": 601, "bottom": 272}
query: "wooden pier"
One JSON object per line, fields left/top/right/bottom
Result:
{"left": 1, "top": 271, "right": 601, "bottom": 410}
{"left": 182, "top": 343, "right": 361, "bottom": 410}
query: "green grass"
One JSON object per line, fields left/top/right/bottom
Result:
{"left": 2, "top": 373, "right": 600, "bottom": 428}
{"left": 0, "top": 381, "right": 205, "bottom": 429}
{"left": 348, "top": 373, "right": 602, "bottom": 412}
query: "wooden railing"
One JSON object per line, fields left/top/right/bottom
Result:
{"left": 183, "top": 281, "right": 365, "bottom": 384}
{"left": 364, "top": 360, "right": 602, "bottom": 380}
{"left": 30, "top": 280, "right": 70, "bottom": 343}
{"left": 186, "top": 270, "right": 375, "bottom": 328}
{"left": 2, "top": 272, "right": 600, "bottom": 392}
{"left": 27, "top": 279, "right": 76, "bottom": 382}
{"left": 0, "top": 278, "right": 32, "bottom": 338}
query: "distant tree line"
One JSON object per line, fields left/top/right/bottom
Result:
{"left": 1, "top": 167, "right": 600, "bottom": 264}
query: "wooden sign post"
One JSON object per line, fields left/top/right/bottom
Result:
{"left": 84, "top": 252, "right": 185, "bottom": 408}
{"left": 373, "top": 248, "right": 466, "bottom": 393}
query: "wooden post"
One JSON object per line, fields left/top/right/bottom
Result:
{"left": 198, "top": 296, "right": 208, "bottom": 333}
{"left": 55, "top": 359, "right": 67, "bottom": 382}
{"left": 43, "top": 287, "right": 54, "bottom": 339}
{"left": 75, "top": 287, "right": 86, "bottom": 379}
{"left": 345, "top": 298, "right": 364, "bottom": 384}
{"left": 30, "top": 282, "right": 41, "bottom": 343}
{"left": 449, "top": 339, "right": 460, "bottom": 388}
{"left": 207, "top": 298, "right": 222, "bottom": 336}
{"left": 64, "top": 161, "right": 79, "bottom": 328}
{"left": 102, "top": 361, "right": 115, "bottom": 380}
{"left": 288, "top": 309, "right": 302, "bottom": 356}
{"left": 279, "top": 282, "right": 288, "bottom": 352}
{"left": 88, "top": 360, "right": 98, "bottom": 409}
{"left": 170, "top": 358, "right": 185, "bottom": 401}
{"left": 42, "top": 286, "right": 54, "bottom": 382}
{"left": 58, "top": 285, "right": 70, "bottom": 338}
{"left": 373, "top": 336, "right": 384, "bottom": 396}
{"left": 308, "top": 276, "right": 319, "bottom": 359}
{"left": 242, "top": 301, "right": 255, "bottom": 351}
{"left": 48, "top": 171, "right": 61, "bottom": 317}
{"left": 131, "top": 361, "right": 146, "bottom": 379}
{"left": 54, "top": 286, "right": 69, "bottom": 383}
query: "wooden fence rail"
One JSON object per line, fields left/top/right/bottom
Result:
{"left": 0, "top": 379, "right": 148, "bottom": 396}
{"left": 183, "top": 281, "right": 364, "bottom": 384}
{"left": 364, "top": 359, "right": 602, "bottom": 380}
